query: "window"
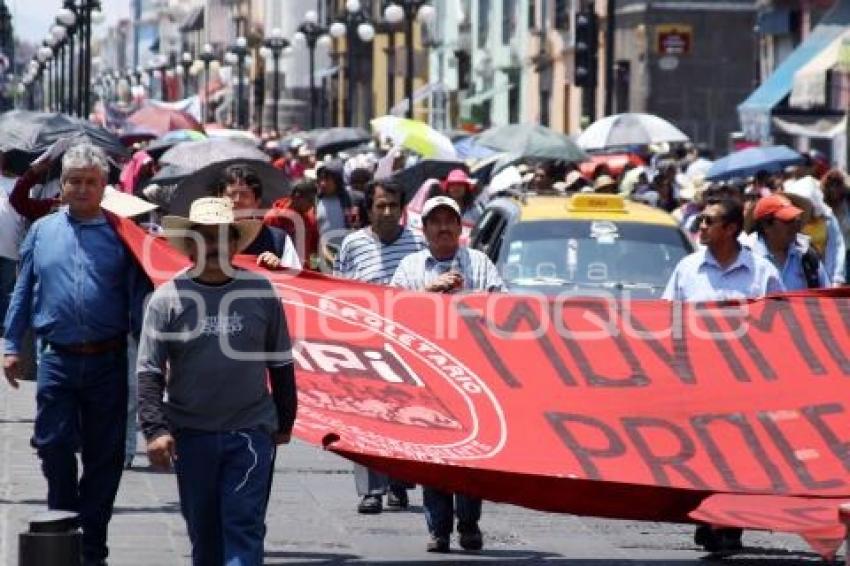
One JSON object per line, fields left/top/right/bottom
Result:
{"left": 478, "top": 0, "right": 490, "bottom": 48}
{"left": 528, "top": 0, "right": 536, "bottom": 29}
{"left": 502, "top": 0, "right": 517, "bottom": 44}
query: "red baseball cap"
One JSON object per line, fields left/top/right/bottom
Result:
{"left": 753, "top": 194, "right": 804, "bottom": 222}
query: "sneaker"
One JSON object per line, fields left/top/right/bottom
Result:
{"left": 426, "top": 534, "right": 450, "bottom": 553}
{"left": 386, "top": 490, "right": 408, "bottom": 509}
{"left": 357, "top": 495, "right": 382, "bottom": 514}
{"left": 458, "top": 529, "right": 483, "bottom": 551}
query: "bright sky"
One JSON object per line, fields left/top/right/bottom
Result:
{"left": 11, "top": 0, "right": 130, "bottom": 44}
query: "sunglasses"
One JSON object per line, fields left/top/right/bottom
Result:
{"left": 696, "top": 214, "right": 725, "bottom": 227}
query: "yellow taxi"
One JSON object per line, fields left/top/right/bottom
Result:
{"left": 469, "top": 193, "right": 695, "bottom": 298}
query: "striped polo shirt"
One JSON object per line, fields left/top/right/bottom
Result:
{"left": 334, "top": 226, "right": 426, "bottom": 284}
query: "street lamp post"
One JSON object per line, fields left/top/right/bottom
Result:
{"left": 260, "top": 28, "right": 290, "bottom": 136}
{"left": 226, "top": 36, "right": 249, "bottom": 129}
{"left": 330, "top": 0, "right": 375, "bottom": 127}
{"left": 76, "top": 0, "right": 101, "bottom": 118}
{"left": 180, "top": 51, "right": 193, "bottom": 97}
{"left": 37, "top": 45, "right": 52, "bottom": 111}
{"left": 383, "top": 0, "right": 434, "bottom": 119}
{"left": 198, "top": 43, "right": 216, "bottom": 124}
{"left": 57, "top": 5, "right": 77, "bottom": 115}
{"left": 295, "top": 11, "right": 331, "bottom": 129}
{"left": 51, "top": 25, "right": 68, "bottom": 112}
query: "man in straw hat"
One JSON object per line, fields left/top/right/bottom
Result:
{"left": 137, "top": 197, "right": 297, "bottom": 566}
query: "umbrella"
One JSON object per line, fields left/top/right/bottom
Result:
{"left": 144, "top": 130, "right": 207, "bottom": 160}
{"left": 126, "top": 105, "right": 204, "bottom": 137}
{"left": 167, "top": 159, "right": 290, "bottom": 216}
{"left": 453, "top": 136, "right": 498, "bottom": 160}
{"left": 705, "top": 145, "right": 804, "bottom": 181}
{"left": 476, "top": 123, "right": 587, "bottom": 162}
{"left": 148, "top": 163, "right": 195, "bottom": 187}
{"left": 576, "top": 113, "right": 690, "bottom": 150}
{"left": 388, "top": 158, "right": 468, "bottom": 199}
{"left": 313, "top": 127, "right": 371, "bottom": 157}
{"left": 0, "top": 110, "right": 129, "bottom": 174}
{"left": 204, "top": 127, "right": 261, "bottom": 146}
{"left": 158, "top": 138, "right": 269, "bottom": 170}
{"left": 371, "top": 116, "right": 456, "bottom": 159}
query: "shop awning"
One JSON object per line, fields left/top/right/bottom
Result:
{"left": 789, "top": 29, "right": 850, "bottom": 109}
{"left": 772, "top": 114, "right": 846, "bottom": 139}
{"left": 738, "top": 0, "right": 850, "bottom": 140}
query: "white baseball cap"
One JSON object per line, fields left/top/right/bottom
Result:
{"left": 421, "top": 196, "right": 461, "bottom": 221}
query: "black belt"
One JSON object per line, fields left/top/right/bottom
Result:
{"left": 47, "top": 336, "right": 127, "bottom": 356}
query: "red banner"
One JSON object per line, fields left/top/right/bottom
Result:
{"left": 116, "top": 217, "right": 850, "bottom": 557}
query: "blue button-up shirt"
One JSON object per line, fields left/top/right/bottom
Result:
{"left": 745, "top": 233, "right": 829, "bottom": 291}
{"left": 390, "top": 246, "right": 505, "bottom": 292}
{"left": 3, "top": 208, "right": 151, "bottom": 355}
{"left": 662, "top": 246, "right": 784, "bottom": 302}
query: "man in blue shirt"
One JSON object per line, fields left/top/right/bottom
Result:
{"left": 662, "top": 197, "right": 784, "bottom": 302}
{"left": 3, "top": 143, "right": 150, "bottom": 566}
{"left": 744, "top": 194, "right": 829, "bottom": 290}
{"left": 662, "top": 197, "right": 782, "bottom": 553}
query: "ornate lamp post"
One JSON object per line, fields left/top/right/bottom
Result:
{"left": 179, "top": 51, "right": 193, "bottom": 97}
{"left": 260, "top": 28, "right": 290, "bottom": 136}
{"left": 226, "top": 36, "right": 249, "bottom": 129}
{"left": 50, "top": 25, "right": 68, "bottom": 112}
{"left": 57, "top": 5, "right": 77, "bottom": 115}
{"left": 329, "top": 0, "right": 375, "bottom": 127}
{"left": 198, "top": 43, "right": 216, "bottom": 124}
{"left": 37, "top": 44, "right": 53, "bottom": 111}
{"left": 383, "top": 0, "right": 434, "bottom": 119}
{"left": 294, "top": 10, "right": 331, "bottom": 129}
{"left": 75, "top": 0, "right": 102, "bottom": 117}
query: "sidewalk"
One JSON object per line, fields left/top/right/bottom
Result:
{"left": 1, "top": 377, "right": 812, "bottom": 565}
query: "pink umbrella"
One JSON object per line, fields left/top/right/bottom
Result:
{"left": 125, "top": 105, "right": 204, "bottom": 137}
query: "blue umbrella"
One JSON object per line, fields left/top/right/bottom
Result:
{"left": 453, "top": 136, "right": 497, "bottom": 159}
{"left": 706, "top": 145, "right": 804, "bottom": 181}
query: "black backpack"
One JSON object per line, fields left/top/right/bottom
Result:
{"left": 801, "top": 247, "right": 823, "bottom": 289}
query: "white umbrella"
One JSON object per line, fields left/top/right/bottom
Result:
{"left": 577, "top": 113, "right": 690, "bottom": 150}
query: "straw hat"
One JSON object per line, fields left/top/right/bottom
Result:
{"left": 162, "top": 197, "right": 262, "bottom": 255}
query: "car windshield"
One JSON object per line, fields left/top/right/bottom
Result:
{"left": 498, "top": 220, "right": 693, "bottom": 296}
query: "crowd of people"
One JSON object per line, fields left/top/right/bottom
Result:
{"left": 1, "top": 128, "right": 850, "bottom": 564}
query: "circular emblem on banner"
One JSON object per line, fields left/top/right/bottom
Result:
{"left": 278, "top": 284, "right": 507, "bottom": 463}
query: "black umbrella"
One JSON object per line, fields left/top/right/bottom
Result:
{"left": 388, "top": 158, "right": 468, "bottom": 200}
{"left": 166, "top": 159, "right": 290, "bottom": 216}
{"left": 0, "top": 111, "right": 129, "bottom": 174}
{"left": 158, "top": 138, "right": 269, "bottom": 170}
{"left": 314, "top": 127, "right": 372, "bottom": 157}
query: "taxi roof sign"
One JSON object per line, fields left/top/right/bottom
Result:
{"left": 567, "top": 193, "right": 628, "bottom": 213}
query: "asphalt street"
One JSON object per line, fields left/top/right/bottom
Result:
{"left": 0, "top": 371, "right": 833, "bottom": 565}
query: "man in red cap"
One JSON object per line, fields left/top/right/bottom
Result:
{"left": 745, "top": 194, "right": 828, "bottom": 290}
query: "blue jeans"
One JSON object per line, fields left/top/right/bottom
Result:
{"left": 422, "top": 487, "right": 482, "bottom": 538}
{"left": 33, "top": 345, "right": 128, "bottom": 562}
{"left": 0, "top": 256, "right": 15, "bottom": 330}
{"left": 174, "top": 428, "right": 276, "bottom": 566}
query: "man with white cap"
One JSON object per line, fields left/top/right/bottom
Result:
{"left": 391, "top": 196, "right": 503, "bottom": 553}
{"left": 137, "top": 197, "right": 297, "bottom": 566}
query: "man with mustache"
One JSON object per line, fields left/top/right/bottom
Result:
{"left": 391, "top": 196, "right": 503, "bottom": 553}
{"left": 334, "top": 178, "right": 424, "bottom": 515}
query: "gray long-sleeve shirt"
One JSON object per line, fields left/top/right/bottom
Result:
{"left": 136, "top": 269, "right": 295, "bottom": 440}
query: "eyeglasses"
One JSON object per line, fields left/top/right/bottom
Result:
{"left": 696, "top": 214, "right": 724, "bottom": 227}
